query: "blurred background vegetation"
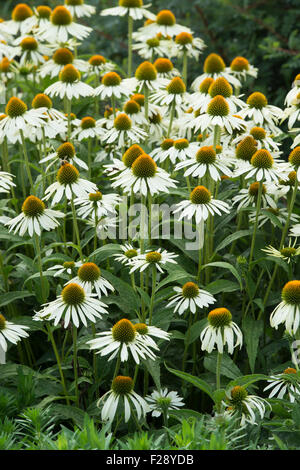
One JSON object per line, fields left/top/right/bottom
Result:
{"left": 2, "top": 0, "right": 300, "bottom": 107}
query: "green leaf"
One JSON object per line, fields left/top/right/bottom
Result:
{"left": 50, "top": 404, "right": 86, "bottom": 428}
{"left": 102, "top": 269, "right": 140, "bottom": 312}
{"left": 228, "top": 374, "right": 269, "bottom": 389}
{"left": 215, "top": 230, "right": 251, "bottom": 252}
{"left": 242, "top": 316, "right": 264, "bottom": 373}
{"left": 204, "top": 351, "right": 241, "bottom": 379}
{"left": 165, "top": 363, "right": 215, "bottom": 402}
{"left": 203, "top": 262, "right": 243, "bottom": 290}
{"left": 89, "top": 244, "right": 121, "bottom": 264}
{"left": 143, "top": 358, "right": 161, "bottom": 390}
{"left": 205, "top": 280, "right": 240, "bottom": 295}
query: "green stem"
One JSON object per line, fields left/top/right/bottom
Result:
{"left": 249, "top": 180, "right": 263, "bottom": 268}
{"left": 20, "top": 130, "right": 35, "bottom": 195}
{"left": 47, "top": 324, "right": 70, "bottom": 405}
{"left": 73, "top": 325, "right": 79, "bottom": 406}
{"left": 148, "top": 266, "right": 156, "bottom": 326}
{"left": 182, "top": 50, "right": 188, "bottom": 85}
{"left": 71, "top": 196, "right": 83, "bottom": 261}
{"left": 128, "top": 14, "right": 133, "bottom": 77}
{"left": 167, "top": 101, "right": 175, "bottom": 138}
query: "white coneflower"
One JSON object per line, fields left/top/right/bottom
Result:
{"left": 0, "top": 171, "right": 15, "bottom": 193}
{"left": 150, "top": 138, "right": 175, "bottom": 164}
{"left": 191, "top": 53, "right": 241, "bottom": 92}
{"left": 111, "top": 152, "right": 176, "bottom": 195}
{"left": 13, "top": 35, "right": 51, "bottom": 66}
{"left": 74, "top": 190, "right": 120, "bottom": 220}
{"left": 122, "top": 100, "right": 148, "bottom": 126}
{"left": 288, "top": 147, "right": 300, "bottom": 181}
{"left": 6, "top": 3, "right": 36, "bottom": 36}
{"left": 290, "top": 223, "right": 300, "bottom": 238}
{"left": 232, "top": 126, "right": 281, "bottom": 153}
{"left": 174, "top": 31, "right": 206, "bottom": 60}
{"left": 67, "top": 262, "right": 114, "bottom": 298}
{"left": 31, "top": 93, "right": 67, "bottom": 140}
{"left": 263, "top": 367, "right": 300, "bottom": 403}
{"left": 270, "top": 280, "right": 300, "bottom": 335}
{"left": 98, "top": 375, "right": 149, "bottom": 423}
{"left": 239, "top": 92, "right": 283, "bottom": 132}
{"left": 173, "top": 186, "right": 230, "bottom": 224}
{"left": 228, "top": 56, "right": 257, "bottom": 82}
{"left": 200, "top": 307, "right": 243, "bottom": 355}
{"left": 134, "top": 322, "right": 170, "bottom": 348}
{"left": 39, "top": 47, "right": 88, "bottom": 79}
{"left": 38, "top": 5, "right": 91, "bottom": 43}
{"left": 193, "top": 95, "right": 246, "bottom": 135}
{"left": 250, "top": 206, "right": 300, "bottom": 229}
{"left": 124, "top": 60, "right": 165, "bottom": 93}
{"left": 175, "top": 145, "right": 232, "bottom": 181}
{"left": 193, "top": 77, "right": 245, "bottom": 118}
{"left": 6, "top": 195, "right": 64, "bottom": 237}
{"left": 87, "top": 318, "right": 158, "bottom": 363}
{"left": 262, "top": 239, "right": 300, "bottom": 264}
{"left": 226, "top": 385, "right": 269, "bottom": 426}
{"left": 64, "top": 0, "right": 96, "bottom": 18}
{"left": 101, "top": 0, "right": 155, "bottom": 20}
{"left": 232, "top": 181, "right": 277, "bottom": 212}
{"left": 87, "top": 54, "right": 115, "bottom": 77}
{"left": 150, "top": 76, "right": 187, "bottom": 113}
{"left": 47, "top": 260, "right": 81, "bottom": 278}
{"left": 0, "top": 97, "right": 46, "bottom": 144}
{"left": 113, "top": 244, "right": 141, "bottom": 265}
{"left": 159, "top": 139, "right": 200, "bottom": 165}
{"left": 0, "top": 41, "right": 15, "bottom": 61}
{"left": 44, "top": 64, "right": 93, "bottom": 100}
{"left": 129, "top": 249, "right": 178, "bottom": 274}
{"left": 282, "top": 93, "right": 300, "bottom": 129}
{"left": 94, "top": 71, "right": 133, "bottom": 100}
{"left": 167, "top": 281, "right": 216, "bottom": 315}
{"left": 234, "top": 149, "right": 289, "bottom": 184}
{"left": 0, "top": 313, "right": 29, "bottom": 352}
{"left": 44, "top": 162, "right": 97, "bottom": 205}
{"left": 71, "top": 116, "right": 104, "bottom": 141}
{"left": 40, "top": 141, "right": 88, "bottom": 171}
{"left": 33, "top": 282, "right": 108, "bottom": 328}
{"left": 33, "top": 5, "right": 52, "bottom": 31}
{"left": 102, "top": 113, "right": 147, "bottom": 147}
{"left": 137, "top": 9, "right": 192, "bottom": 39}
{"left": 133, "top": 36, "right": 175, "bottom": 60}
{"left": 146, "top": 388, "right": 184, "bottom": 418}
{"left": 285, "top": 73, "right": 300, "bottom": 107}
